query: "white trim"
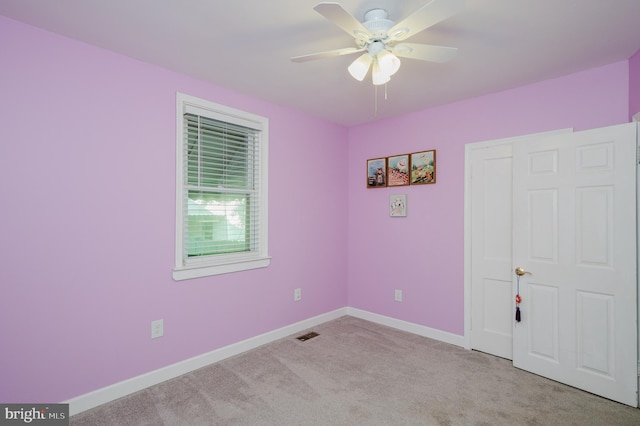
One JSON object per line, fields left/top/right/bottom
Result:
{"left": 636, "top": 121, "right": 640, "bottom": 407}
{"left": 346, "top": 308, "right": 465, "bottom": 348}
{"left": 173, "top": 256, "right": 271, "bottom": 280}
{"left": 65, "top": 308, "right": 347, "bottom": 416}
{"left": 66, "top": 308, "right": 468, "bottom": 415}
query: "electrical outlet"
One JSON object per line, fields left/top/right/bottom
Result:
{"left": 294, "top": 288, "right": 302, "bottom": 301}
{"left": 394, "top": 289, "right": 403, "bottom": 302}
{"left": 151, "top": 319, "right": 164, "bottom": 339}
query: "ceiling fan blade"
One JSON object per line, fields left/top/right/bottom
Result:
{"left": 388, "top": 0, "right": 464, "bottom": 42}
{"left": 314, "top": 2, "right": 372, "bottom": 43}
{"left": 291, "top": 47, "right": 364, "bottom": 63}
{"left": 390, "top": 43, "right": 458, "bottom": 63}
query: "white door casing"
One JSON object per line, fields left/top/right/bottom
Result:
{"left": 512, "top": 123, "right": 638, "bottom": 407}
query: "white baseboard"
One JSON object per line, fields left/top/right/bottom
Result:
{"left": 66, "top": 307, "right": 463, "bottom": 416}
{"left": 346, "top": 308, "right": 465, "bottom": 348}
{"left": 66, "top": 308, "right": 347, "bottom": 416}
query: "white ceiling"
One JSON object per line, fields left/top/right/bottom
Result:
{"left": 2, "top": 0, "right": 640, "bottom": 126}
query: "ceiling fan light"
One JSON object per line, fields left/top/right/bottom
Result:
{"left": 377, "top": 50, "right": 401, "bottom": 76}
{"left": 372, "top": 60, "right": 390, "bottom": 86}
{"left": 348, "top": 53, "right": 372, "bottom": 81}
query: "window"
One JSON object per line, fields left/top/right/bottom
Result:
{"left": 173, "top": 93, "right": 269, "bottom": 280}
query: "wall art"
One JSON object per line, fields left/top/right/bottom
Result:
{"left": 366, "top": 157, "right": 387, "bottom": 188}
{"left": 387, "top": 154, "right": 410, "bottom": 186}
{"left": 410, "top": 150, "right": 436, "bottom": 184}
{"left": 390, "top": 194, "right": 407, "bottom": 217}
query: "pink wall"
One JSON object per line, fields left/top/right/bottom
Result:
{"left": 347, "top": 61, "right": 630, "bottom": 335}
{"left": 0, "top": 17, "right": 348, "bottom": 403}
{"left": 630, "top": 49, "right": 640, "bottom": 120}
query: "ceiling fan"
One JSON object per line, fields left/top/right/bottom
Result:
{"left": 292, "top": 0, "right": 464, "bottom": 85}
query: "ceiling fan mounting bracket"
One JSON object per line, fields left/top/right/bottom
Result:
{"left": 362, "top": 9, "right": 395, "bottom": 41}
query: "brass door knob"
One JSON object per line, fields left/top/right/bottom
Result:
{"left": 515, "top": 267, "right": 531, "bottom": 276}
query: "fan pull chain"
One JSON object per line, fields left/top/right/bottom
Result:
{"left": 374, "top": 85, "right": 378, "bottom": 118}
{"left": 373, "top": 83, "right": 391, "bottom": 119}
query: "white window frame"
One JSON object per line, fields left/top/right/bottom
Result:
{"left": 173, "top": 92, "right": 270, "bottom": 280}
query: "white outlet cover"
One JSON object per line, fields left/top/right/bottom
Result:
{"left": 151, "top": 319, "right": 164, "bottom": 338}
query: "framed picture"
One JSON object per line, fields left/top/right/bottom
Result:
{"left": 367, "top": 157, "right": 387, "bottom": 188}
{"left": 390, "top": 194, "right": 407, "bottom": 217}
{"left": 387, "top": 154, "right": 410, "bottom": 186}
{"left": 410, "top": 150, "right": 436, "bottom": 185}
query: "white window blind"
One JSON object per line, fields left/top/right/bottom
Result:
{"left": 174, "top": 93, "right": 269, "bottom": 280}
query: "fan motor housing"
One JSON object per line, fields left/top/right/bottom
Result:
{"left": 363, "top": 9, "right": 395, "bottom": 38}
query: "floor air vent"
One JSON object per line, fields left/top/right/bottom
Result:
{"left": 296, "top": 332, "right": 319, "bottom": 341}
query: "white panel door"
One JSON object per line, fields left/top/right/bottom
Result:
{"left": 512, "top": 123, "right": 638, "bottom": 407}
{"left": 469, "top": 143, "right": 514, "bottom": 359}
{"left": 467, "top": 130, "right": 570, "bottom": 360}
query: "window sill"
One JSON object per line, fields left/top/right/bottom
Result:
{"left": 172, "top": 256, "right": 271, "bottom": 281}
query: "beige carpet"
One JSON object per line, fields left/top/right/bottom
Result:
{"left": 70, "top": 316, "right": 640, "bottom": 425}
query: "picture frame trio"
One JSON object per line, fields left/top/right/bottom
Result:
{"left": 366, "top": 150, "right": 436, "bottom": 188}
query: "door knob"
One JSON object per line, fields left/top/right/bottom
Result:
{"left": 515, "top": 267, "right": 531, "bottom": 276}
